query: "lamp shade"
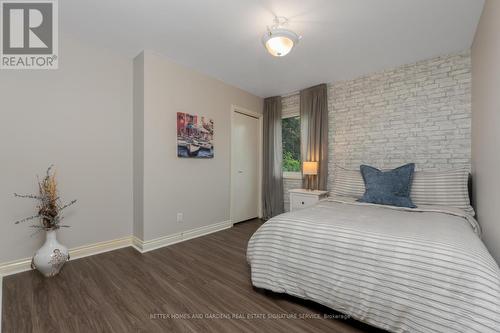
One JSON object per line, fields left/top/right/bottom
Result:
{"left": 303, "top": 161, "right": 318, "bottom": 175}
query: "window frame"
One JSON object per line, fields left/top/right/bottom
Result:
{"left": 281, "top": 114, "right": 302, "bottom": 180}
{"left": 283, "top": 171, "right": 302, "bottom": 180}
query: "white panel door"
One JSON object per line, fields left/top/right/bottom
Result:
{"left": 231, "top": 111, "right": 259, "bottom": 223}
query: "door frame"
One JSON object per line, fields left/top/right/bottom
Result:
{"left": 230, "top": 105, "right": 263, "bottom": 223}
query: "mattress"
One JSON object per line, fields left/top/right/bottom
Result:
{"left": 246, "top": 197, "right": 500, "bottom": 333}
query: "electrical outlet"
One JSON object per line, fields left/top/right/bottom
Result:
{"left": 177, "top": 213, "right": 183, "bottom": 223}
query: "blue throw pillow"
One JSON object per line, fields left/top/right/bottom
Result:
{"left": 358, "top": 164, "right": 416, "bottom": 208}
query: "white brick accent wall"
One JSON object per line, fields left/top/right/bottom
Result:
{"left": 281, "top": 51, "right": 471, "bottom": 204}
{"left": 282, "top": 92, "right": 300, "bottom": 118}
{"left": 328, "top": 51, "right": 471, "bottom": 185}
{"left": 283, "top": 178, "right": 302, "bottom": 212}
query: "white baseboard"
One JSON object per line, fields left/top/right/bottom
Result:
{"left": 133, "top": 220, "right": 233, "bottom": 253}
{"left": 0, "top": 220, "right": 233, "bottom": 277}
{"left": 0, "top": 236, "right": 132, "bottom": 277}
{"left": 70, "top": 236, "right": 132, "bottom": 259}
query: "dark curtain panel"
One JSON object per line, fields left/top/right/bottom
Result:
{"left": 300, "top": 84, "right": 328, "bottom": 190}
{"left": 262, "top": 96, "right": 284, "bottom": 219}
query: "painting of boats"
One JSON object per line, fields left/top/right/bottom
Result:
{"left": 177, "top": 112, "right": 214, "bottom": 158}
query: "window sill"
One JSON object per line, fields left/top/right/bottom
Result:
{"left": 283, "top": 172, "right": 302, "bottom": 180}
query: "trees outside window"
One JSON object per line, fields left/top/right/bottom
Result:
{"left": 282, "top": 116, "right": 301, "bottom": 173}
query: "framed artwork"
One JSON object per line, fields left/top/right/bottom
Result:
{"left": 177, "top": 112, "right": 214, "bottom": 158}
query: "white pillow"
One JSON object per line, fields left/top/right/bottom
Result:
{"left": 410, "top": 169, "right": 474, "bottom": 215}
{"left": 331, "top": 166, "right": 365, "bottom": 198}
{"left": 331, "top": 166, "right": 474, "bottom": 215}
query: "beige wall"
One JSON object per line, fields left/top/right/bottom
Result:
{"left": 0, "top": 40, "right": 261, "bottom": 265}
{"left": 133, "top": 53, "right": 145, "bottom": 240}
{"left": 0, "top": 34, "right": 133, "bottom": 263}
{"left": 472, "top": 0, "right": 500, "bottom": 263}
{"left": 134, "top": 51, "right": 262, "bottom": 241}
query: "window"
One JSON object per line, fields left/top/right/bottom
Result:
{"left": 282, "top": 116, "right": 301, "bottom": 178}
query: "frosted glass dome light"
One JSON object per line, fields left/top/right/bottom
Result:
{"left": 262, "top": 17, "right": 300, "bottom": 57}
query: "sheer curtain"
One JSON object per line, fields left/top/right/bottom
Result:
{"left": 300, "top": 84, "right": 328, "bottom": 190}
{"left": 262, "top": 96, "right": 284, "bottom": 219}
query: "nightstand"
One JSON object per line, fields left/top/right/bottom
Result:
{"left": 289, "top": 189, "right": 328, "bottom": 212}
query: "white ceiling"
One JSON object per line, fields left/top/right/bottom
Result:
{"left": 61, "top": 0, "right": 484, "bottom": 97}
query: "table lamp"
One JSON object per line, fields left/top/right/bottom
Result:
{"left": 303, "top": 161, "right": 318, "bottom": 190}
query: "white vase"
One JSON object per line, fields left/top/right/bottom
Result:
{"left": 32, "top": 229, "right": 69, "bottom": 277}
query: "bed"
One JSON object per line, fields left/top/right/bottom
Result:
{"left": 247, "top": 196, "right": 500, "bottom": 333}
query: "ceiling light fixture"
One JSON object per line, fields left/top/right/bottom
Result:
{"left": 262, "top": 16, "right": 301, "bottom": 57}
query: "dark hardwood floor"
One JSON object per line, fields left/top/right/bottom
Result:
{"left": 2, "top": 219, "right": 384, "bottom": 333}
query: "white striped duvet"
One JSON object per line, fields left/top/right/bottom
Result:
{"left": 247, "top": 198, "right": 500, "bottom": 333}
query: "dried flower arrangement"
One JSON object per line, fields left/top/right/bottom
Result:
{"left": 14, "top": 165, "right": 76, "bottom": 232}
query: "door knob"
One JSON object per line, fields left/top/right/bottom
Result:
{"left": 238, "top": 170, "right": 243, "bottom": 174}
